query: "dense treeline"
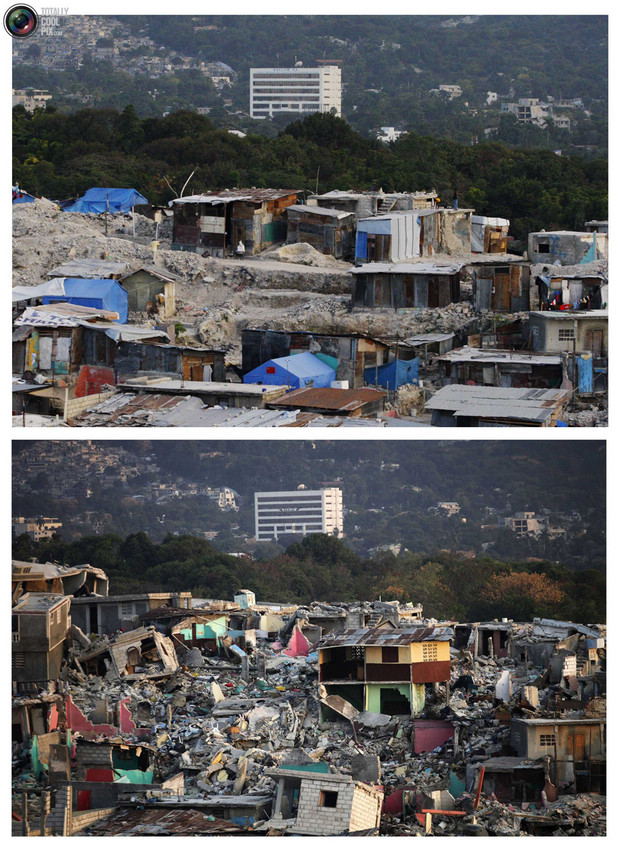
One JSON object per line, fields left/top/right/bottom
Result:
{"left": 12, "top": 531, "right": 605, "bottom": 624}
{"left": 12, "top": 108, "right": 606, "bottom": 240}
{"left": 13, "top": 15, "right": 607, "bottom": 146}
{"left": 12, "top": 440, "right": 606, "bottom": 572}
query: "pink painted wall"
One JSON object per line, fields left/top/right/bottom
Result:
{"left": 414, "top": 719, "right": 454, "bottom": 754}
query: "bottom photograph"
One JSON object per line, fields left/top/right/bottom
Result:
{"left": 11, "top": 439, "right": 606, "bottom": 837}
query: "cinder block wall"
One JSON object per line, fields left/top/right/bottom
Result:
{"left": 294, "top": 779, "right": 356, "bottom": 835}
{"left": 65, "top": 391, "right": 116, "bottom": 422}
{"left": 349, "top": 783, "right": 383, "bottom": 831}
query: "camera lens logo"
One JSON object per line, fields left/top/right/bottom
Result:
{"left": 4, "top": 5, "right": 38, "bottom": 38}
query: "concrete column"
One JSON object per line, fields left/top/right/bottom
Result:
{"left": 274, "top": 778, "right": 285, "bottom": 816}
{"left": 40, "top": 790, "right": 51, "bottom": 836}
{"left": 21, "top": 793, "right": 28, "bottom": 836}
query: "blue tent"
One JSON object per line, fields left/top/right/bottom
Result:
{"left": 64, "top": 187, "right": 148, "bottom": 214}
{"left": 243, "top": 351, "right": 336, "bottom": 389}
{"left": 42, "top": 279, "right": 129, "bottom": 324}
{"left": 12, "top": 186, "right": 35, "bottom": 204}
{"left": 364, "top": 358, "right": 419, "bottom": 391}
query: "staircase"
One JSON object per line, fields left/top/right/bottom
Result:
{"left": 377, "top": 197, "right": 397, "bottom": 215}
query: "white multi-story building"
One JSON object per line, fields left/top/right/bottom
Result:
{"left": 250, "top": 65, "right": 342, "bottom": 120}
{"left": 254, "top": 487, "right": 343, "bottom": 540}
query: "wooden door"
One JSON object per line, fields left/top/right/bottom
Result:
{"left": 585, "top": 329, "right": 603, "bottom": 356}
{"left": 493, "top": 273, "right": 511, "bottom": 310}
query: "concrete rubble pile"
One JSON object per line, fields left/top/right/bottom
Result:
{"left": 12, "top": 202, "right": 495, "bottom": 367}
{"left": 11, "top": 593, "right": 606, "bottom": 836}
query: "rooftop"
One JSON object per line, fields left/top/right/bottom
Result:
{"left": 318, "top": 626, "right": 453, "bottom": 648}
{"left": 268, "top": 386, "right": 387, "bottom": 413}
{"left": 171, "top": 188, "right": 298, "bottom": 205}
{"left": 425, "top": 385, "right": 571, "bottom": 423}
{"left": 529, "top": 310, "right": 608, "bottom": 320}
{"left": 46, "top": 258, "right": 129, "bottom": 278}
{"left": 352, "top": 262, "right": 462, "bottom": 275}
{"left": 438, "top": 347, "right": 563, "bottom": 366}
{"left": 122, "top": 379, "right": 289, "bottom": 397}
{"left": 13, "top": 592, "right": 68, "bottom": 612}
{"left": 286, "top": 204, "right": 353, "bottom": 220}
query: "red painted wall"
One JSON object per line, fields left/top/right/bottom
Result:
{"left": 75, "top": 365, "right": 115, "bottom": 398}
{"left": 411, "top": 660, "right": 451, "bottom": 684}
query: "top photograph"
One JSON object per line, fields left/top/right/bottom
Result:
{"left": 11, "top": 12, "right": 608, "bottom": 427}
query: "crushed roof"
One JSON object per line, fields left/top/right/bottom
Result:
{"left": 80, "top": 807, "right": 247, "bottom": 836}
{"left": 13, "top": 592, "right": 68, "bottom": 612}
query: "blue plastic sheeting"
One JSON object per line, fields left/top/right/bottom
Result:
{"left": 355, "top": 230, "right": 368, "bottom": 261}
{"left": 577, "top": 354, "right": 593, "bottom": 394}
{"left": 357, "top": 218, "right": 392, "bottom": 235}
{"left": 313, "top": 352, "right": 339, "bottom": 371}
{"left": 243, "top": 351, "right": 336, "bottom": 389}
{"left": 64, "top": 187, "right": 148, "bottom": 214}
{"left": 43, "top": 278, "right": 129, "bottom": 323}
{"left": 364, "top": 357, "right": 419, "bottom": 391}
{"left": 13, "top": 189, "right": 35, "bottom": 204}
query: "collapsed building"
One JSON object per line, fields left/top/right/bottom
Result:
{"left": 12, "top": 572, "right": 606, "bottom": 836}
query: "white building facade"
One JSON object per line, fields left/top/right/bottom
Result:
{"left": 254, "top": 487, "right": 343, "bottom": 540}
{"left": 250, "top": 66, "right": 342, "bottom": 120}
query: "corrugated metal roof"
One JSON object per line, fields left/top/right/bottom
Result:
{"left": 83, "top": 808, "right": 247, "bottom": 836}
{"left": 403, "top": 333, "right": 455, "bottom": 345}
{"left": 438, "top": 348, "right": 562, "bottom": 366}
{"left": 121, "top": 265, "right": 180, "bottom": 282}
{"left": 529, "top": 310, "right": 608, "bottom": 319}
{"left": 351, "top": 262, "right": 462, "bottom": 275}
{"left": 317, "top": 626, "right": 453, "bottom": 648}
{"left": 47, "top": 258, "right": 129, "bottom": 278}
{"left": 172, "top": 189, "right": 298, "bottom": 205}
{"left": 269, "top": 387, "right": 386, "bottom": 412}
{"left": 425, "top": 385, "right": 570, "bottom": 422}
{"left": 286, "top": 205, "right": 353, "bottom": 219}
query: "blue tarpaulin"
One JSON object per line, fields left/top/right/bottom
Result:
{"left": 42, "top": 278, "right": 128, "bottom": 323}
{"left": 243, "top": 351, "right": 336, "bottom": 389}
{"left": 13, "top": 186, "right": 35, "bottom": 204}
{"left": 364, "top": 357, "right": 419, "bottom": 391}
{"left": 64, "top": 187, "right": 148, "bottom": 214}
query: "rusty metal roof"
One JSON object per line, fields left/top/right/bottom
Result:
{"left": 82, "top": 808, "right": 247, "bottom": 835}
{"left": 268, "top": 387, "right": 387, "bottom": 413}
{"left": 317, "top": 626, "right": 453, "bottom": 648}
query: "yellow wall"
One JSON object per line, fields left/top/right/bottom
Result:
{"left": 365, "top": 645, "right": 412, "bottom": 663}
{"left": 410, "top": 641, "right": 450, "bottom": 663}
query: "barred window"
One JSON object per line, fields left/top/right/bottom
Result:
{"left": 558, "top": 328, "right": 575, "bottom": 341}
{"left": 422, "top": 643, "right": 438, "bottom": 662}
{"left": 539, "top": 733, "right": 555, "bottom": 747}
